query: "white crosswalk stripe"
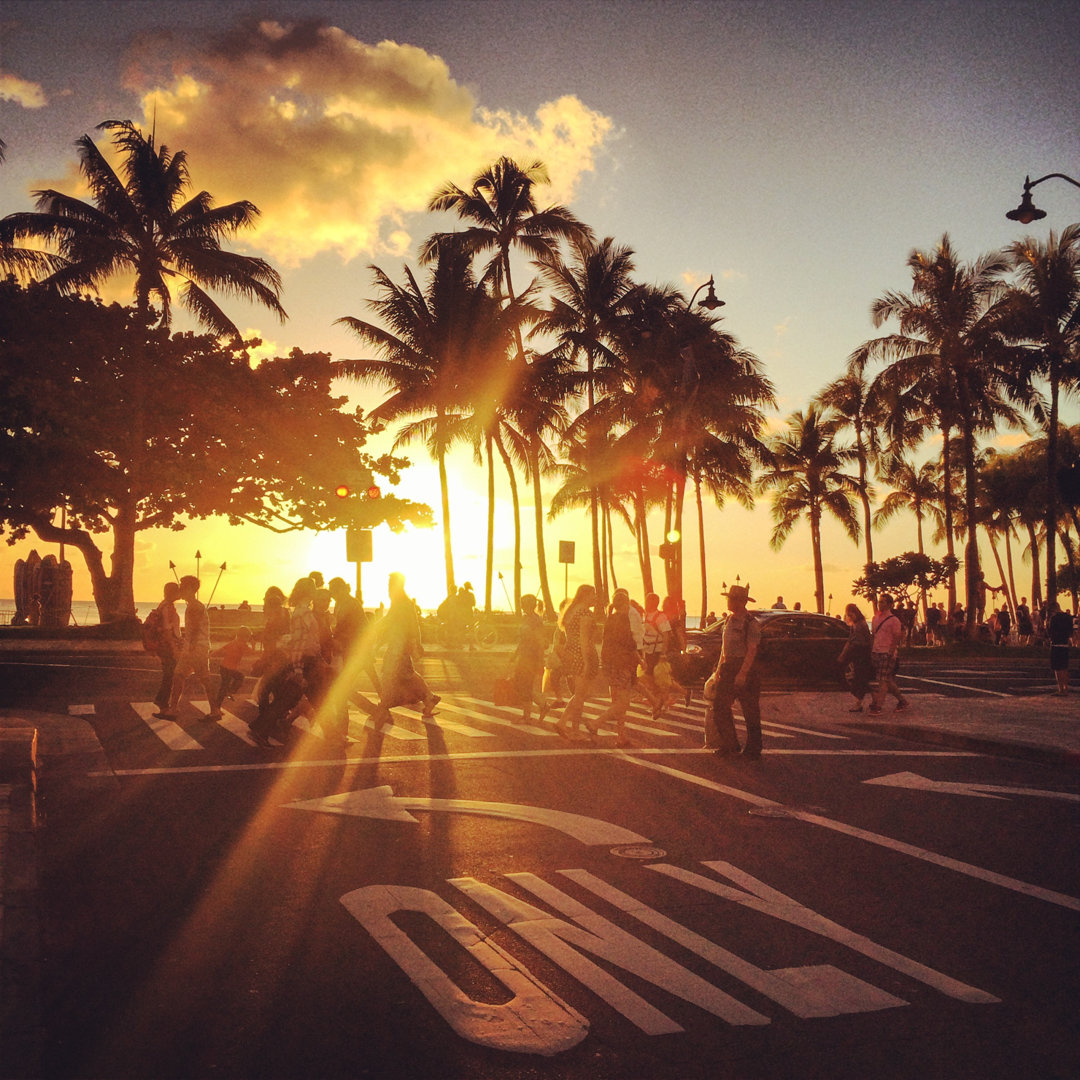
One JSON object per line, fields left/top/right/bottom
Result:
{"left": 131, "top": 701, "right": 204, "bottom": 750}
{"left": 347, "top": 708, "right": 426, "bottom": 741}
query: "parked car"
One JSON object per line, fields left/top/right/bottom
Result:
{"left": 679, "top": 610, "right": 850, "bottom": 686}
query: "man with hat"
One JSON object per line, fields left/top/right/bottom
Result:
{"left": 703, "top": 582, "right": 763, "bottom": 759}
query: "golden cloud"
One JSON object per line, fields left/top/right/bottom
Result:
{"left": 123, "top": 19, "right": 612, "bottom": 266}
{"left": 0, "top": 68, "right": 46, "bottom": 108}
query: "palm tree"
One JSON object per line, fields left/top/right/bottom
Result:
{"left": 759, "top": 407, "right": 861, "bottom": 614}
{"left": 0, "top": 120, "right": 285, "bottom": 337}
{"left": 337, "top": 240, "right": 528, "bottom": 601}
{"left": 814, "top": 371, "right": 881, "bottom": 585}
{"left": 852, "top": 235, "right": 1025, "bottom": 636}
{"left": 996, "top": 225, "right": 1080, "bottom": 604}
{"left": 873, "top": 456, "right": 944, "bottom": 621}
{"left": 534, "top": 236, "right": 639, "bottom": 598}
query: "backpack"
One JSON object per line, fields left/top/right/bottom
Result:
{"left": 142, "top": 607, "right": 168, "bottom": 655}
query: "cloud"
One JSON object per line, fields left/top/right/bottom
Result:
{"left": 121, "top": 19, "right": 613, "bottom": 266}
{"left": 0, "top": 68, "right": 46, "bottom": 108}
{"left": 773, "top": 316, "right": 791, "bottom": 336}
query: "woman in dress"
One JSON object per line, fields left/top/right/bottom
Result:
{"left": 594, "top": 590, "right": 639, "bottom": 746}
{"left": 837, "top": 603, "right": 874, "bottom": 712}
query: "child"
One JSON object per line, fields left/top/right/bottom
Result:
{"left": 209, "top": 626, "right": 254, "bottom": 718}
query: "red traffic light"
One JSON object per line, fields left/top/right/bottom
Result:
{"left": 366, "top": 485, "right": 381, "bottom": 499}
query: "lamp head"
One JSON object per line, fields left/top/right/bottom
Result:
{"left": 1006, "top": 182, "right": 1046, "bottom": 225}
{"left": 698, "top": 276, "right": 726, "bottom": 311}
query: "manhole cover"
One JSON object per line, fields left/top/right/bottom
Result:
{"left": 610, "top": 844, "right": 668, "bottom": 860}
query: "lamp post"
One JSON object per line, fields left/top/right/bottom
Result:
{"left": 686, "top": 274, "right": 725, "bottom": 312}
{"left": 1005, "top": 173, "right": 1080, "bottom": 224}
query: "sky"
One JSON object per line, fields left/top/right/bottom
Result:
{"left": 1, "top": 0, "right": 1078, "bottom": 614}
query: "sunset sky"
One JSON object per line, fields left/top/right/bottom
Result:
{"left": 2, "top": 0, "right": 1078, "bottom": 614}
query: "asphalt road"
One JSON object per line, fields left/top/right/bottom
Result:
{"left": 3, "top": 650, "right": 1078, "bottom": 1079}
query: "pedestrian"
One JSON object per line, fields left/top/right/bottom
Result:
{"left": 250, "top": 577, "right": 326, "bottom": 744}
{"left": 660, "top": 595, "right": 690, "bottom": 706}
{"left": 594, "top": 590, "right": 639, "bottom": 746}
{"left": 542, "top": 599, "right": 570, "bottom": 705}
{"left": 772, "top": 596, "right": 787, "bottom": 610}
{"left": 157, "top": 575, "right": 212, "bottom": 719}
{"left": 925, "top": 601, "right": 942, "bottom": 646}
{"left": 638, "top": 593, "right": 669, "bottom": 717}
{"left": 1047, "top": 602, "right": 1073, "bottom": 696}
{"left": 995, "top": 605, "right": 1012, "bottom": 646}
{"left": 703, "top": 583, "right": 762, "bottom": 759}
{"left": 554, "top": 584, "right": 598, "bottom": 740}
{"left": 510, "top": 594, "right": 549, "bottom": 724}
{"left": 254, "top": 585, "right": 290, "bottom": 710}
{"left": 208, "top": 626, "right": 254, "bottom": 718}
{"left": 837, "top": 603, "right": 874, "bottom": 712}
{"left": 1016, "top": 597, "right": 1034, "bottom": 645}
{"left": 372, "top": 572, "right": 440, "bottom": 723}
{"left": 28, "top": 592, "right": 43, "bottom": 626}
{"left": 869, "top": 594, "right": 908, "bottom": 713}
{"left": 150, "top": 581, "right": 183, "bottom": 711}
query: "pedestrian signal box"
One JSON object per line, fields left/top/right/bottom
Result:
{"left": 347, "top": 527, "right": 373, "bottom": 563}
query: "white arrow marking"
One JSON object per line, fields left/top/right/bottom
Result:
{"left": 286, "top": 784, "right": 651, "bottom": 846}
{"left": 864, "top": 772, "right": 1080, "bottom": 802}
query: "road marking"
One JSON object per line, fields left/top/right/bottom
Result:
{"left": 286, "top": 784, "right": 653, "bottom": 846}
{"left": 452, "top": 875, "right": 769, "bottom": 1031}
{"left": 433, "top": 699, "right": 557, "bottom": 737}
{"left": 130, "top": 702, "right": 204, "bottom": 750}
{"left": 92, "top": 748, "right": 983, "bottom": 776}
{"left": 556, "top": 870, "right": 908, "bottom": 1017}
{"left": 864, "top": 771, "right": 1080, "bottom": 802}
{"left": 394, "top": 705, "right": 496, "bottom": 738}
{"left": 647, "top": 862, "right": 998, "bottom": 1004}
{"left": 340, "top": 884, "right": 589, "bottom": 1055}
{"left": 896, "top": 675, "right": 1011, "bottom": 697}
{"left": 618, "top": 755, "right": 1080, "bottom": 912}
{"left": 646, "top": 701, "right": 848, "bottom": 740}
{"left": 347, "top": 707, "right": 425, "bottom": 741}
{"left": 215, "top": 708, "right": 258, "bottom": 747}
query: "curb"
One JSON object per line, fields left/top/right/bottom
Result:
{"left": 848, "top": 719, "right": 1080, "bottom": 771}
{"left": 0, "top": 727, "right": 42, "bottom": 1080}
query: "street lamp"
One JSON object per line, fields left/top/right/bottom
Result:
{"left": 1005, "top": 173, "right": 1080, "bottom": 224}
{"left": 686, "top": 274, "right": 725, "bottom": 312}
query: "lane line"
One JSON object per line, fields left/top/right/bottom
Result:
{"left": 618, "top": 755, "right": 1080, "bottom": 912}
{"left": 896, "top": 675, "right": 1012, "bottom": 698}
{"left": 91, "top": 747, "right": 984, "bottom": 776}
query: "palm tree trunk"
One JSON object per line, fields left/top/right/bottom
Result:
{"left": 484, "top": 434, "right": 495, "bottom": 613}
{"left": 961, "top": 419, "right": 981, "bottom": 639}
{"left": 1026, "top": 523, "right": 1042, "bottom": 609}
{"left": 1046, "top": 372, "right": 1059, "bottom": 604}
{"left": 942, "top": 429, "right": 957, "bottom": 612}
{"left": 605, "top": 504, "right": 617, "bottom": 592}
{"left": 437, "top": 442, "right": 455, "bottom": 598}
{"left": 916, "top": 509, "right": 928, "bottom": 624}
{"left": 696, "top": 474, "right": 708, "bottom": 625}
{"left": 810, "top": 507, "right": 826, "bottom": 614}
{"left": 1004, "top": 527, "right": 1018, "bottom": 615}
{"left": 494, "top": 434, "right": 522, "bottom": 612}
{"left": 529, "top": 447, "right": 555, "bottom": 617}
{"left": 637, "top": 491, "right": 654, "bottom": 594}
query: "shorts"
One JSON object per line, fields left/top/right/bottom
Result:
{"left": 872, "top": 652, "right": 897, "bottom": 680}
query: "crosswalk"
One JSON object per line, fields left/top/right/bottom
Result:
{"left": 69, "top": 692, "right": 850, "bottom": 754}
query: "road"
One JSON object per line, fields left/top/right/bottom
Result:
{"left": 3, "top": 648, "right": 1077, "bottom": 1079}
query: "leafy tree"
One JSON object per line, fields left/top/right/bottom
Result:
{"left": 759, "top": 406, "right": 860, "bottom": 613}
{"left": 0, "top": 281, "right": 428, "bottom": 621}
{"left": 853, "top": 553, "right": 959, "bottom": 608}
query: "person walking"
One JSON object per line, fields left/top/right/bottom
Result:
{"left": 594, "top": 590, "right": 639, "bottom": 746}
{"left": 157, "top": 575, "right": 212, "bottom": 719}
{"left": 1047, "top": 602, "right": 1073, "bottom": 695}
{"left": 510, "top": 594, "right": 549, "bottom": 724}
{"left": 372, "top": 572, "right": 440, "bottom": 723}
{"left": 208, "top": 626, "right": 254, "bottom": 718}
{"left": 322, "top": 577, "right": 369, "bottom": 745}
{"left": 1016, "top": 597, "right": 1034, "bottom": 645}
{"left": 869, "top": 594, "right": 908, "bottom": 713}
{"left": 150, "top": 581, "right": 183, "bottom": 711}
{"left": 554, "top": 584, "right": 598, "bottom": 740}
{"left": 837, "top": 603, "right": 874, "bottom": 712}
{"left": 703, "top": 584, "right": 762, "bottom": 759}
